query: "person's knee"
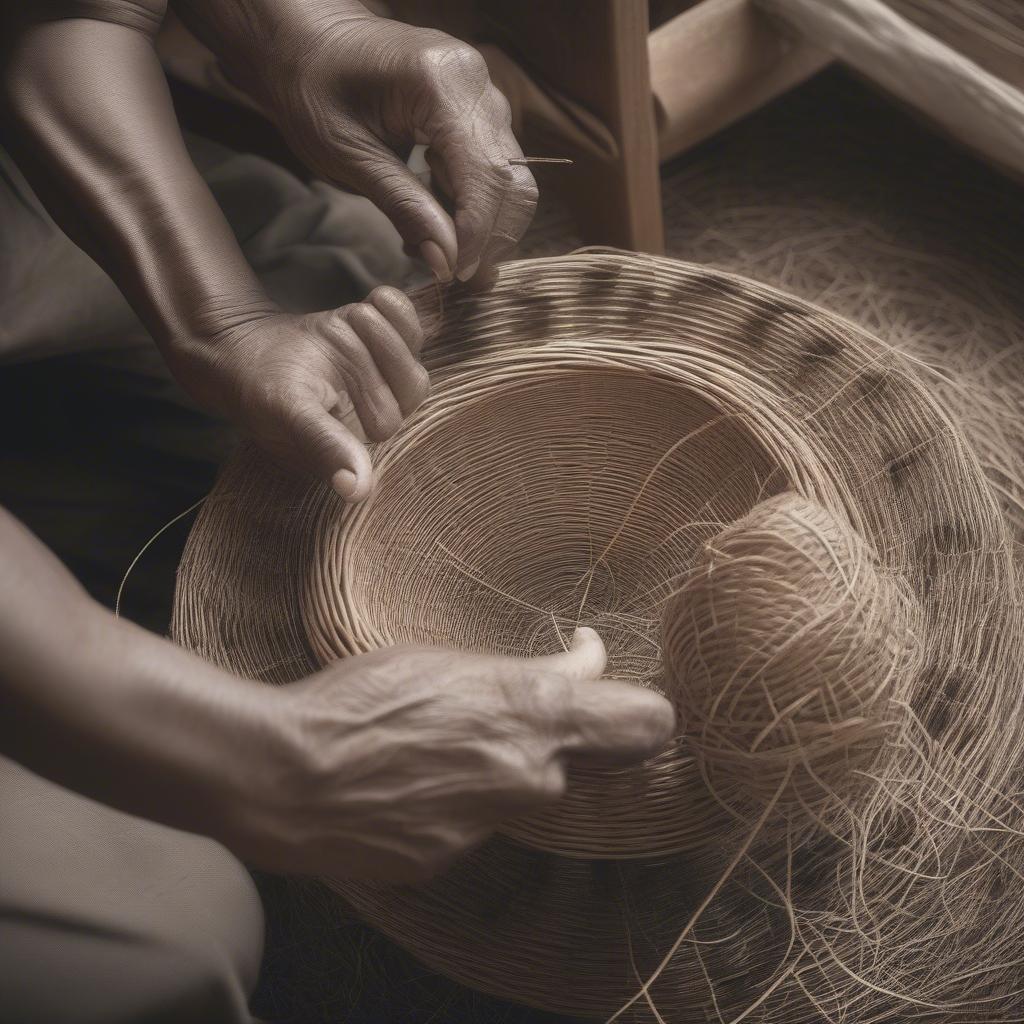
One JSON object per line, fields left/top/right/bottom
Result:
{"left": 0, "top": 759, "right": 265, "bottom": 1023}
{"left": 153, "top": 835, "right": 266, "bottom": 998}
{"left": 124, "top": 846, "right": 264, "bottom": 1023}
{"left": 136, "top": 934, "right": 258, "bottom": 1024}
{"left": 0, "top": 907, "right": 259, "bottom": 1024}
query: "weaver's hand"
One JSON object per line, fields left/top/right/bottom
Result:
{"left": 0, "top": 508, "right": 672, "bottom": 886}
{"left": 173, "top": 286, "right": 427, "bottom": 501}
{"left": 174, "top": 0, "right": 538, "bottom": 284}
{"left": 238, "top": 628, "right": 675, "bottom": 882}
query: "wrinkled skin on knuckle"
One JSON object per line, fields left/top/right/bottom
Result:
{"left": 345, "top": 302, "right": 398, "bottom": 352}
{"left": 322, "top": 321, "right": 374, "bottom": 386}
{"left": 369, "top": 285, "right": 421, "bottom": 339}
{"left": 486, "top": 85, "right": 513, "bottom": 129}
{"left": 362, "top": 390, "right": 403, "bottom": 441}
{"left": 520, "top": 670, "right": 575, "bottom": 728}
{"left": 414, "top": 37, "right": 489, "bottom": 97}
{"left": 321, "top": 361, "right": 401, "bottom": 441}
{"left": 368, "top": 284, "right": 406, "bottom": 310}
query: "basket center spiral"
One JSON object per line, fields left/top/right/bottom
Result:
{"left": 304, "top": 366, "right": 782, "bottom": 680}
{"left": 302, "top": 362, "right": 798, "bottom": 860}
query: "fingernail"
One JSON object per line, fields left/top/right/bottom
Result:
{"left": 331, "top": 469, "right": 359, "bottom": 499}
{"left": 419, "top": 240, "right": 452, "bottom": 283}
{"left": 456, "top": 257, "right": 481, "bottom": 282}
{"left": 570, "top": 626, "right": 597, "bottom": 650}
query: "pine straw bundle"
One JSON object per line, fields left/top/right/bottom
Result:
{"left": 663, "top": 492, "right": 922, "bottom": 820}
{"left": 173, "top": 250, "right": 1024, "bottom": 1022}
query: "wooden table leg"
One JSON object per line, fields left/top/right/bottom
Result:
{"left": 478, "top": 0, "right": 665, "bottom": 253}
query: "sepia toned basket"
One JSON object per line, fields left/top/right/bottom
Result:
{"left": 173, "top": 250, "right": 1024, "bottom": 1022}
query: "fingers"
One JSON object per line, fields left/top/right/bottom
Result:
{"left": 320, "top": 313, "right": 402, "bottom": 444}
{"left": 368, "top": 284, "right": 426, "bottom": 358}
{"left": 425, "top": 82, "right": 538, "bottom": 282}
{"left": 281, "top": 393, "right": 375, "bottom": 502}
{"left": 345, "top": 148, "right": 458, "bottom": 281}
{"left": 345, "top": 291, "right": 429, "bottom": 414}
{"left": 516, "top": 627, "right": 676, "bottom": 761}
{"left": 315, "top": 289, "right": 429, "bottom": 450}
{"left": 557, "top": 680, "right": 677, "bottom": 762}
{"left": 522, "top": 666, "right": 676, "bottom": 763}
{"left": 337, "top": 42, "right": 534, "bottom": 283}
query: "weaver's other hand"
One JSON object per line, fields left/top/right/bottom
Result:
{"left": 175, "top": 0, "right": 538, "bottom": 285}
{"left": 237, "top": 628, "right": 675, "bottom": 883}
{"left": 171, "top": 286, "right": 427, "bottom": 501}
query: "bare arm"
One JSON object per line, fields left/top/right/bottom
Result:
{"left": 0, "top": 505, "right": 280, "bottom": 842}
{"left": 1, "top": 3, "right": 428, "bottom": 498}
{"left": 0, "top": 505, "right": 674, "bottom": 881}
{"left": 1, "top": 4, "right": 269, "bottom": 353}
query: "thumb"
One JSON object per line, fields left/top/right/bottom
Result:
{"left": 281, "top": 392, "right": 375, "bottom": 502}
{"left": 347, "top": 150, "right": 458, "bottom": 281}
{"left": 521, "top": 627, "right": 677, "bottom": 762}
{"left": 526, "top": 626, "right": 607, "bottom": 681}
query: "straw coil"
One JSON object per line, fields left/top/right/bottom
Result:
{"left": 173, "top": 250, "right": 1024, "bottom": 1022}
{"left": 663, "top": 491, "right": 922, "bottom": 822}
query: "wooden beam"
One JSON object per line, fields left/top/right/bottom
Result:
{"left": 760, "top": 0, "right": 1024, "bottom": 180}
{"left": 651, "top": 0, "right": 830, "bottom": 163}
{"left": 479, "top": 0, "right": 665, "bottom": 253}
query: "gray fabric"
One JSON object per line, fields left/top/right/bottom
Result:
{"left": 0, "top": 754, "right": 264, "bottom": 1024}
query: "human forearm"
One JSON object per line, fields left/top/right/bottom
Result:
{"left": 0, "top": 12, "right": 272, "bottom": 359}
{"left": 0, "top": 507, "right": 286, "bottom": 844}
{"left": 0, "top": 507, "right": 673, "bottom": 880}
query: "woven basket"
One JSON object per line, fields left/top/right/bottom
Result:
{"left": 173, "top": 250, "right": 1024, "bottom": 1022}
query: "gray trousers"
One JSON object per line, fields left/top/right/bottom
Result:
{"left": 0, "top": 136, "right": 408, "bottom": 1023}
{"left": 0, "top": 756, "right": 264, "bottom": 1024}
